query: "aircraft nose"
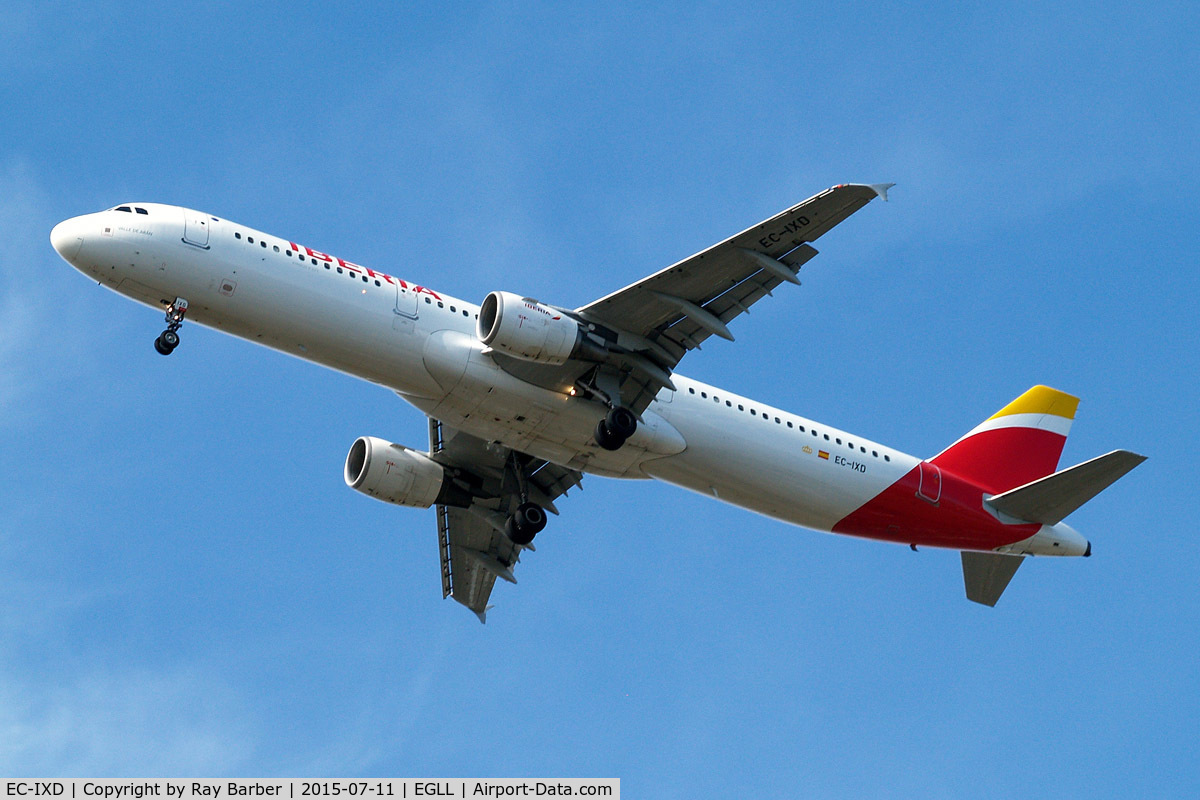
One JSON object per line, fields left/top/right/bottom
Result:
{"left": 50, "top": 216, "right": 86, "bottom": 262}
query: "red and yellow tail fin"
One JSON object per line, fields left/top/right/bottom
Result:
{"left": 932, "top": 385, "right": 1079, "bottom": 494}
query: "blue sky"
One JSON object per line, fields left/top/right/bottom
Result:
{"left": 2, "top": 0, "right": 1197, "bottom": 794}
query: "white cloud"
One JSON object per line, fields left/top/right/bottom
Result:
{"left": 0, "top": 158, "right": 104, "bottom": 427}
{"left": 0, "top": 666, "right": 257, "bottom": 776}
{"left": 0, "top": 158, "right": 57, "bottom": 423}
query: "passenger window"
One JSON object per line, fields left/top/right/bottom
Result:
{"left": 738, "top": 404, "right": 744, "bottom": 411}
{"left": 786, "top": 421, "right": 793, "bottom": 428}
{"left": 872, "top": 451, "right": 879, "bottom": 457}
{"left": 286, "top": 250, "right": 292, "bottom": 256}
{"left": 824, "top": 434, "right": 830, "bottom": 441}
{"left": 337, "top": 267, "right": 343, "bottom": 273}
{"left": 726, "top": 401, "right": 732, "bottom": 407}
{"left": 248, "top": 237, "right": 254, "bottom": 244}
{"left": 689, "top": 388, "right": 695, "bottom": 394}
{"left": 437, "top": 301, "right": 444, "bottom": 308}
{"left": 324, "top": 264, "right": 330, "bottom": 269}
{"left": 837, "top": 438, "right": 842, "bottom": 445}
{"left": 260, "top": 241, "right": 267, "bottom": 248}
{"left": 462, "top": 310, "right": 468, "bottom": 317}
{"left": 450, "top": 306, "right": 456, "bottom": 312}
{"left": 701, "top": 392, "right": 707, "bottom": 398}
{"left": 235, "top": 232, "right": 242, "bottom": 239}
{"left": 375, "top": 280, "right": 381, "bottom": 287}
{"left": 273, "top": 245, "right": 280, "bottom": 252}
{"left": 775, "top": 417, "right": 781, "bottom": 423}
{"left": 425, "top": 297, "right": 432, "bottom": 304}
{"left": 751, "top": 410, "right": 756, "bottom": 416}
{"left": 884, "top": 455, "right": 891, "bottom": 462}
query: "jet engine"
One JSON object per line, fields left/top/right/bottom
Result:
{"left": 344, "top": 436, "right": 470, "bottom": 508}
{"left": 477, "top": 291, "right": 605, "bottom": 365}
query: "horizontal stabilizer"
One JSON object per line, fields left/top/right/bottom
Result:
{"left": 986, "top": 450, "right": 1146, "bottom": 525}
{"left": 962, "top": 552, "right": 1024, "bottom": 606}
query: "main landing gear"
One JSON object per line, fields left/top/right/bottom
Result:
{"left": 502, "top": 453, "right": 550, "bottom": 546}
{"left": 504, "top": 501, "right": 546, "bottom": 546}
{"left": 154, "top": 297, "right": 188, "bottom": 355}
{"left": 594, "top": 406, "right": 637, "bottom": 451}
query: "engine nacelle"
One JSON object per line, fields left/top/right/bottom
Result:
{"left": 344, "top": 436, "right": 462, "bottom": 508}
{"left": 478, "top": 290, "right": 601, "bottom": 365}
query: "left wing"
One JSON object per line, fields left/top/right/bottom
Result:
{"left": 428, "top": 418, "right": 582, "bottom": 622}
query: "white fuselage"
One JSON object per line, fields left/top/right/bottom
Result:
{"left": 52, "top": 204, "right": 1015, "bottom": 545}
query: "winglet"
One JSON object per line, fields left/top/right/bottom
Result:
{"left": 474, "top": 604, "right": 495, "bottom": 625}
{"left": 868, "top": 182, "right": 896, "bottom": 202}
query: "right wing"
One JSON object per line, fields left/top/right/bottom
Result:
{"left": 487, "top": 183, "right": 892, "bottom": 418}
{"left": 576, "top": 182, "right": 894, "bottom": 366}
{"left": 428, "top": 418, "right": 582, "bottom": 622}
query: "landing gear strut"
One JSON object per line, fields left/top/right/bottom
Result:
{"left": 154, "top": 297, "right": 188, "bottom": 355}
{"left": 594, "top": 406, "right": 637, "bottom": 451}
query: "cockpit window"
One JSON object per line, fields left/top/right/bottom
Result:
{"left": 115, "top": 206, "right": 132, "bottom": 212}
{"left": 135, "top": 207, "right": 148, "bottom": 215}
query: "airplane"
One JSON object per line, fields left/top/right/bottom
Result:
{"left": 50, "top": 184, "right": 1145, "bottom": 621}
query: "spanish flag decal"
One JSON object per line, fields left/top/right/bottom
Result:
{"left": 818, "top": 450, "right": 830, "bottom": 460}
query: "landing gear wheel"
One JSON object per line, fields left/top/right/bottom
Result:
{"left": 594, "top": 419, "right": 624, "bottom": 451}
{"left": 605, "top": 406, "right": 637, "bottom": 440}
{"left": 594, "top": 406, "right": 637, "bottom": 451}
{"left": 154, "top": 331, "right": 178, "bottom": 355}
{"left": 504, "top": 501, "right": 547, "bottom": 545}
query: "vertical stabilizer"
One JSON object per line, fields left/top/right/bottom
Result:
{"left": 932, "top": 386, "right": 1079, "bottom": 494}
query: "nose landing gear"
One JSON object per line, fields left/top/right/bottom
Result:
{"left": 154, "top": 297, "right": 188, "bottom": 355}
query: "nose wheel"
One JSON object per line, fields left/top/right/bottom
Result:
{"left": 154, "top": 297, "right": 188, "bottom": 356}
